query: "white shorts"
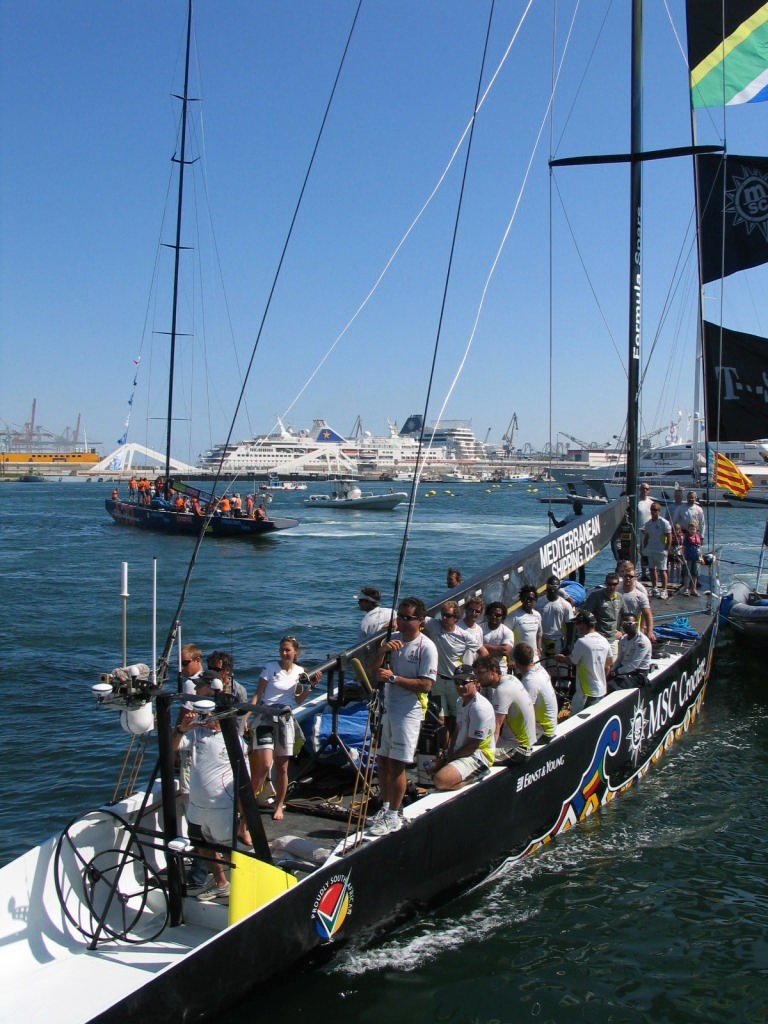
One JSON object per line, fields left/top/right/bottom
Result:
{"left": 251, "top": 710, "right": 296, "bottom": 757}
{"left": 450, "top": 753, "right": 490, "bottom": 781}
{"left": 647, "top": 551, "right": 668, "bottom": 571}
{"left": 378, "top": 701, "right": 423, "bottom": 763}
{"left": 431, "top": 676, "right": 456, "bottom": 716}
{"left": 188, "top": 804, "right": 232, "bottom": 846}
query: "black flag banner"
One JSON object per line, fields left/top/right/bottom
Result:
{"left": 703, "top": 321, "right": 768, "bottom": 441}
{"left": 697, "top": 154, "right": 768, "bottom": 283}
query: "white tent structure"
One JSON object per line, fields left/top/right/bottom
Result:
{"left": 86, "top": 443, "right": 198, "bottom": 477}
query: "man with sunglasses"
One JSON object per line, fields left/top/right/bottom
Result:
{"left": 428, "top": 665, "right": 495, "bottom": 790}
{"left": 424, "top": 600, "right": 484, "bottom": 734}
{"left": 615, "top": 564, "right": 655, "bottom": 642}
{"left": 367, "top": 597, "right": 438, "bottom": 835}
{"left": 180, "top": 644, "right": 204, "bottom": 694}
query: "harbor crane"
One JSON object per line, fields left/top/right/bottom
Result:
{"left": 557, "top": 431, "right": 601, "bottom": 450}
{"left": 502, "top": 413, "right": 519, "bottom": 456}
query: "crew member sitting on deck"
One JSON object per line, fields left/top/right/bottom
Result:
{"left": 608, "top": 614, "right": 652, "bottom": 690}
{"left": 428, "top": 665, "right": 495, "bottom": 790}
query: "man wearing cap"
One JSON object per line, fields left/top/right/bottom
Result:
{"left": 429, "top": 664, "right": 495, "bottom": 790}
{"left": 357, "top": 586, "right": 394, "bottom": 642}
{"left": 556, "top": 610, "right": 613, "bottom": 713}
{"left": 172, "top": 682, "right": 248, "bottom": 903}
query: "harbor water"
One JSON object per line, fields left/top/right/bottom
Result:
{"left": 1, "top": 480, "right": 766, "bottom": 1023}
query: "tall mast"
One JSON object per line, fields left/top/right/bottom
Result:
{"left": 626, "top": 0, "right": 642, "bottom": 562}
{"left": 163, "top": 0, "right": 193, "bottom": 496}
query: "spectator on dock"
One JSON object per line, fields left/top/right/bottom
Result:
{"left": 642, "top": 503, "right": 672, "bottom": 599}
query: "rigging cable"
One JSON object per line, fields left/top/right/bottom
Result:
{"left": 388, "top": 0, "right": 498, "bottom": 618}
{"left": 157, "top": 0, "right": 365, "bottom": 675}
{"left": 199, "top": 2, "right": 541, "bottom": 501}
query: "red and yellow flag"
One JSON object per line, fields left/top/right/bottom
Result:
{"left": 707, "top": 448, "right": 754, "bottom": 497}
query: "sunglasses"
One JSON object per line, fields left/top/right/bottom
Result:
{"left": 397, "top": 612, "right": 420, "bottom": 621}
{"left": 181, "top": 658, "right": 199, "bottom": 667}
{"left": 441, "top": 612, "right": 458, "bottom": 619}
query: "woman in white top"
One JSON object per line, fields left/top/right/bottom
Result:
{"left": 247, "top": 636, "right": 319, "bottom": 820}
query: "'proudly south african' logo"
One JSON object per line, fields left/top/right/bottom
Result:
{"left": 311, "top": 873, "right": 354, "bottom": 940}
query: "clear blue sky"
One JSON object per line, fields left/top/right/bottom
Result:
{"left": 2, "top": 1, "right": 766, "bottom": 461}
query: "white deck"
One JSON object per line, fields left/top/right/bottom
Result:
{"left": 0, "top": 802, "right": 224, "bottom": 1024}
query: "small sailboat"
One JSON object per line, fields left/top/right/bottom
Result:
{"left": 104, "top": 3, "right": 297, "bottom": 540}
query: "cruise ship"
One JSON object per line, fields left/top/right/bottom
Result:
{"left": 198, "top": 419, "right": 357, "bottom": 477}
{"left": 198, "top": 415, "right": 484, "bottom": 478}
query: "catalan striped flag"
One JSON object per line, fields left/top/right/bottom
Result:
{"left": 707, "top": 448, "right": 754, "bottom": 497}
{"left": 688, "top": 1, "right": 768, "bottom": 108}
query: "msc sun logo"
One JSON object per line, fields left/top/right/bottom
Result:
{"left": 725, "top": 166, "right": 768, "bottom": 241}
{"left": 311, "top": 873, "right": 354, "bottom": 940}
{"left": 627, "top": 697, "right": 647, "bottom": 765}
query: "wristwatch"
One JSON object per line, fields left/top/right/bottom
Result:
{"left": 387, "top": 673, "right": 397, "bottom": 684}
